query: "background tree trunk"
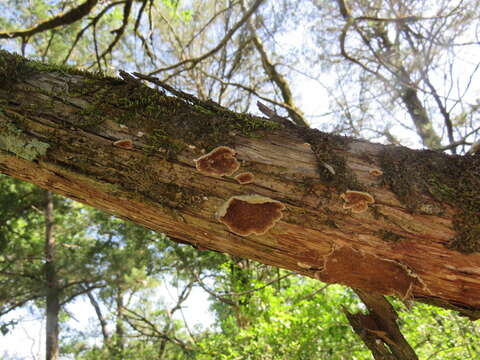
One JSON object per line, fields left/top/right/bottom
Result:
{"left": 44, "top": 190, "right": 59, "bottom": 360}
{"left": 1, "top": 51, "right": 480, "bottom": 319}
{"left": 115, "top": 291, "right": 125, "bottom": 356}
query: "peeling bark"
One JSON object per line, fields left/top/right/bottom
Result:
{"left": 1, "top": 51, "right": 480, "bottom": 318}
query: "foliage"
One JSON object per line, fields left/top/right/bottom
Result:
{"left": 197, "top": 280, "right": 369, "bottom": 360}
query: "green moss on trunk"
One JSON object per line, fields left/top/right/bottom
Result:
{"left": 379, "top": 146, "right": 480, "bottom": 253}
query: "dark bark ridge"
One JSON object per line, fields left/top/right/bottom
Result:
{"left": 1, "top": 51, "right": 480, "bottom": 318}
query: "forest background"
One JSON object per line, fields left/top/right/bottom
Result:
{"left": 1, "top": 0, "right": 480, "bottom": 359}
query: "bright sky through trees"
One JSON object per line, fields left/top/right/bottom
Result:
{"left": 1, "top": 285, "right": 213, "bottom": 359}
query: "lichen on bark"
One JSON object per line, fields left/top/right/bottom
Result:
{"left": 0, "top": 121, "right": 50, "bottom": 161}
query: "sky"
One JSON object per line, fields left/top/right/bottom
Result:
{"left": 1, "top": 283, "right": 214, "bottom": 359}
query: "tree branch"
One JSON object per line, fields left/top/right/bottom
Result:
{"left": 0, "top": 0, "right": 99, "bottom": 40}
{"left": 1, "top": 52, "right": 480, "bottom": 318}
{"left": 243, "top": 4, "right": 308, "bottom": 127}
{"left": 345, "top": 290, "right": 418, "bottom": 360}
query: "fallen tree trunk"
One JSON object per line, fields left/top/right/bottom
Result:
{"left": 1, "top": 51, "right": 479, "bottom": 318}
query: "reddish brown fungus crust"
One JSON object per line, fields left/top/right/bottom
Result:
{"left": 194, "top": 146, "right": 240, "bottom": 177}
{"left": 341, "top": 190, "right": 375, "bottom": 213}
{"left": 217, "top": 195, "right": 285, "bottom": 236}
{"left": 235, "top": 172, "right": 254, "bottom": 184}
{"left": 113, "top": 139, "right": 134, "bottom": 149}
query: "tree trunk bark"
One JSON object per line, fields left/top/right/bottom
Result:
{"left": 115, "top": 291, "right": 125, "bottom": 355}
{"left": 44, "top": 190, "right": 59, "bottom": 360}
{"left": 1, "top": 51, "right": 480, "bottom": 318}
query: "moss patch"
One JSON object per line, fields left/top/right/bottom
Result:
{"left": 63, "top": 72, "right": 281, "bottom": 159}
{"left": 379, "top": 146, "right": 480, "bottom": 253}
{"left": 0, "top": 50, "right": 100, "bottom": 86}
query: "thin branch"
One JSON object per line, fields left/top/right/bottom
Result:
{"left": 0, "top": 0, "right": 99, "bottom": 39}
{"left": 200, "top": 70, "right": 300, "bottom": 115}
{"left": 123, "top": 307, "right": 192, "bottom": 350}
{"left": 193, "top": 272, "right": 236, "bottom": 306}
{"left": 86, "top": 289, "right": 110, "bottom": 343}
{"left": 59, "top": 282, "right": 105, "bottom": 306}
{"left": 295, "top": 284, "right": 330, "bottom": 303}
{"left": 435, "top": 126, "right": 480, "bottom": 152}
{"left": 133, "top": 0, "right": 148, "bottom": 33}
{"left": 0, "top": 295, "right": 41, "bottom": 317}
{"left": 149, "top": 0, "right": 265, "bottom": 76}
{"left": 62, "top": 1, "right": 125, "bottom": 65}
{"left": 98, "top": 0, "right": 133, "bottom": 62}
{"left": 185, "top": 1, "right": 240, "bottom": 49}
{"left": 221, "top": 271, "right": 294, "bottom": 297}
{"left": 244, "top": 8, "right": 308, "bottom": 126}
{"left": 423, "top": 76, "right": 455, "bottom": 152}
{"left": 41, "top": 30, "right": 56, "bottom": 62}
{"left": 93, "top": 25, "right": 104, "bottom": 71}
{"left": 132, "top": 71, "right": 230, "bottom": 115}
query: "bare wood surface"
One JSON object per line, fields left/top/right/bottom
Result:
{"left": 1, "top": 52, "right": 480, "bottom": 318}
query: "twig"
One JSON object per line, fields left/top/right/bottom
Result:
{"left": 257, "top": 101, "right": 293, "bottom": 126}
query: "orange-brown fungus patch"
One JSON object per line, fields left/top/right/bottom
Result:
{"left": 113, "top": 139, "right": 134, "bottom": 149}
{"left": 341, "top": 190, "right": 375, "bottom": 213}
{"left": 217, "top": 195, "right": 285, "bottom": 236}
{"left": 369, "top": 169, "right": 383, "bottom": 177}
{"left": 194, "top": 146, "right": 240, "bottom": 177}
{"left": 235, "top": 172, "right": 254, "bottom": 184}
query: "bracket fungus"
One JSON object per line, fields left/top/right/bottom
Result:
{"left": 341, "top": 190, "right": 375, "bottom": 213}
{"left": 217, "top": 195, "right": 285, "bottom": 236}
{"left": 194, "top": 146, "right": 240, "bottom": 177}
{"left": 369, "top": 168, "right": 383, "bottom": 177}
{"left": 235, "top": 172, "right": 254, "bottom": 184}
{"left": 113, "top": 139, "right": 134, "bottom": 149}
